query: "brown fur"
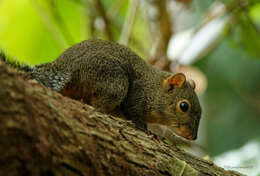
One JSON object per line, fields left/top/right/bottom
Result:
{"left": 9, "top": 39, "right": 202, "bottom": 140}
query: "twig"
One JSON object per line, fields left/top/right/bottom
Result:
{"left": 76, "top": 0, "right": 98, "bottom": 39}
{"left": 147, "top": 0, "right": 173, "bottom": 71}
{"left": 95, "top": 0, "right": 113, "bottom": 41}
{"left": 119, "top": 0, "right": 138, "bottom": 45}
{"left": 156, "top": 0, "right": 172, "bottom": 55}
{"left": 107, "top": 0, "right": 124, "bottom": 20}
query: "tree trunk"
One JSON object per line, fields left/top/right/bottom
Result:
{"left": 0, "top": 60, "right": 243, "bottom": 176}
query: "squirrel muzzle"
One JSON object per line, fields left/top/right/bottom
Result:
{"left": 172, "top": 124, "right": 197, "bottom": 140}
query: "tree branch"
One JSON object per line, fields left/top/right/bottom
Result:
{"left": 0, "top": 60, "right": 243, "bottom": 176}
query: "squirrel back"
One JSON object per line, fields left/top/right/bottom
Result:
{"left": 1, "top": 39, "right": 201, "bottom": 140}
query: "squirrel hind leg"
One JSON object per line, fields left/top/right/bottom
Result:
{"left": 90, "top": 74, "right": 129, "bottom": 114}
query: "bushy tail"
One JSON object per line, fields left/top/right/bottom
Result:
{"left": 0, "top": 50, "right": 33, "bottom": 72}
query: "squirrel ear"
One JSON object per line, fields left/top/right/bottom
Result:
{"left": 168, "top": 73, "right": 186, "bottom": 87}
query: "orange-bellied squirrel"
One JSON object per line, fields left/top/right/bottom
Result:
{"left": 0, "top": 39, "right": 201, "bottom": 140}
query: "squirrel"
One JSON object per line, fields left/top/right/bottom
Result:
{"left": 0, "top": 39, "right": 201, "bottom": 140}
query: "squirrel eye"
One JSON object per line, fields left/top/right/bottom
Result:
{"left": 177, "top": 100, "right": 191, "bottom": 113}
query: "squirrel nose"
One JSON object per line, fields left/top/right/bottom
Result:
{"left": 190, "top": 133, "right": 197, "bottom": 140}
{"left": 180, "top": 125, "right": 197, "bottom": 140}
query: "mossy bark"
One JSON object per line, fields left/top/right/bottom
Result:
{"left": 0, "top": 60, "right": 243, "bottom": 176}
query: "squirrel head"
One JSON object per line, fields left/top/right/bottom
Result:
{"left": 145, "top": 73, "right": 201, "bottom": 140}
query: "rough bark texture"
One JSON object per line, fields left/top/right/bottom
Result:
{"left": 0, "top": 60, "right": 243, "bottom": 176}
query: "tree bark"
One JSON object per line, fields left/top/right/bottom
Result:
{"left": 0, "top": 60, "right": 243, "bottom": 176}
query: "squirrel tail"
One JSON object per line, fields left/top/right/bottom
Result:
{"left": 0, "top": 50, "right": 33, "bottom": 72}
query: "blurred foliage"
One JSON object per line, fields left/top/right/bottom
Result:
{"left": 1, "top": 0, "right": 260, "bottom": 165}
{"left": 0, "top": 0, "right": 85, "bottom": 64}
{"left": 0, "top": 0, "right": 150, "bottom": 64}
{"left": 250, "top": 3, "right": 260, "bottom": 22}
{"left": 196, "top": 38, "right": 260, "bottom": 155}
{"left": 231, "top": 3, "right": 260, "bottom": 58}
